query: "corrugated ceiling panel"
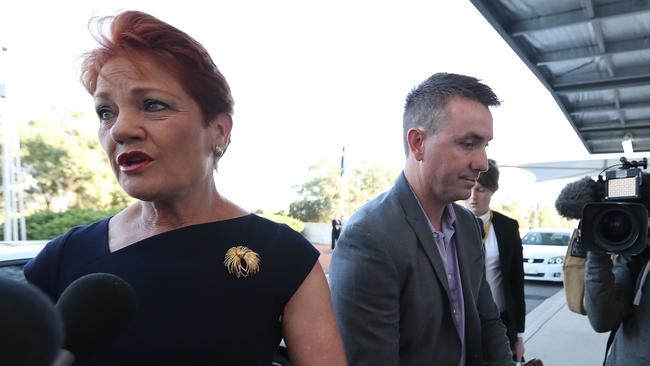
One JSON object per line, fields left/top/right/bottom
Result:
{"left": 471, "top": 0, "right": 650, "bottom": 154}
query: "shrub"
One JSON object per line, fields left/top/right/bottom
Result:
{"left": 18, "top": 207, "right": 121, "bottom": 240}
{"left": 10, "top": 208, "right": 304, "bottom": 241}
{"left": 257, "top": 212, "right": 305, "bottom": 233}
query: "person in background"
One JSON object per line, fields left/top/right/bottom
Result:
{"left": 464, "top": 159, "right": 526, "bottom": 363}
{"left": 23, "top": 10, "right": 346, "bottom": 366}
{"left": 331, "top": 215, "right": 343, "bottom": 250}
{"left": 329, "top": 72, "right": 513, "bottom": 366}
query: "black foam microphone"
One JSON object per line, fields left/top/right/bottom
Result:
{"left": 555, "top": 176, "right": 598, "bottom": 220}
{"left": 0, "top": 277, "right": 64, "bottom": 366}
{"left": 52, "top": 273, "right": 137, "bottom": 366}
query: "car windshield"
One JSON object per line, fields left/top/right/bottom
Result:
{"left": 522, "top": 231, "right": 570, "bottom": 246}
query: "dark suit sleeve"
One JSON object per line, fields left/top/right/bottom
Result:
{"left": 510, "top": 219, "right": 526, "bottom": 336}
{"left": 329, "top": 221, "right": 401, "bottom": 366}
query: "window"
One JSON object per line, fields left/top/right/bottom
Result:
{"left": 522, "top": 231, "right": 570, "bottom": 246}
{"left": 0, "top": 263, "right": 27, "bottom": 283}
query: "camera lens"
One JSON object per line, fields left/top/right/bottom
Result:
{"left": 581, "top": 201, "right": 648, "bottom": 255}
{"left": 597, "top": 209, "right": 635, "bottom": 245}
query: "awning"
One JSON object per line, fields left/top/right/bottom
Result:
{"left": 501, "top": 157, "right": 645, "bottom": 182}
{"left": 471, "top": 0, "right": 650, "bottom": 154}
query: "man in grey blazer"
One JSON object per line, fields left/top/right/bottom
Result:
{"left": 329, "top": 73, "right": 514, "bottom": 366}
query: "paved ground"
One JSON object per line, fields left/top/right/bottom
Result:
{"left": 313, "top": 243, "right": 333, "bottom": 273}
{"left": 524, "top": 291, "right": 609, "bottom": 366}
{"left": 525, "top": 281, "right": 563, "bottom": 314}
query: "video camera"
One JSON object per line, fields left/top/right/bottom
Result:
{"left": 555, "top": 157, "right": 650, "bottom": 256}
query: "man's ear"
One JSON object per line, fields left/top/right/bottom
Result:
{"left": 406, "top": 127, "right": 426, "bottom": 161}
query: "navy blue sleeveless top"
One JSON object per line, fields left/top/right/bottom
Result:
{"left": 24, "top": 214, "right": 319, "bottom": 366}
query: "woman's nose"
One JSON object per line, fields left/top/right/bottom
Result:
{"left": 110, "top": 110, "right": 145, "bottom": 143}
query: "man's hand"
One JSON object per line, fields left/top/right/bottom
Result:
{"left": 512, "top": 337, "right": 524, "bottom": 362}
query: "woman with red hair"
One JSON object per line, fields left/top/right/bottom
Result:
{"left": 25, "top": 10, "right": 346, "bottom": 366}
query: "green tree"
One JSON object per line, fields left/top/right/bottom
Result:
{"left": 536, "top": 203, "right": 576, "bottom": 228}
{"left": 289, "top": 159, "right": 341, "bottom": 222}
{"left": 492, "top": 200, "right": 575, "bottom": 230}
{"left": 255, "top": 210, "right": 305, "bottom": 233}
{"left": 19, "top": 113, "right": 132, "bottom": 211}
{"left": 345, "top": 164, "right": 396, "bottom": 214}
{"left": 492, "top": 199, "right": 526, "bottom": 227}
{"left": 289, "top": 159, "right": 398, "bottom": 222}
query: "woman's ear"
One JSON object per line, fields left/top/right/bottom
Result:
{"left": 209, "top": 113, "right": 233, "bottom": 151}
{"left": 406, "top": 127, "right": 426, "bottom": 161}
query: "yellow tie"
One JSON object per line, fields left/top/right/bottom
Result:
{"left": 482, "top": 210, "right": 493, "bottom": 244}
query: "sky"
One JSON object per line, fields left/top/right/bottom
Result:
{"left": 0, "top": 1, "right": 620, "bottom": 214}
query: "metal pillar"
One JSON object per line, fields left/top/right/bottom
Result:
{"left": 0, "top": 46, "right": 26, "bottom": 241}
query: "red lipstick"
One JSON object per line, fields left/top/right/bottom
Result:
{"left": 116, "top": 151, "right": 153, "bottom": 173}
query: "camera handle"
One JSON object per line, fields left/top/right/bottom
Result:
{"left": 620, "top": 157, "right": 648, "bottom": 170}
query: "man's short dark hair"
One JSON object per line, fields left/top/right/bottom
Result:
{"left": 402, "top": 72, "right": 500, "bottom": 156}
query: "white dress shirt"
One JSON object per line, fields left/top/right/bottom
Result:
{"left": 478, "top": 210, "right": 505, "bottom": 313}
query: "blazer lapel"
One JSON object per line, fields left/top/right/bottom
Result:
{"left": 454, "top": 205, "right": 482, "bottom": 362}
{"left": 393, "top": 173, "right": 450, "bottom": 296}
{"left": 454, "top": 206, "right": 478, "bottom": 301}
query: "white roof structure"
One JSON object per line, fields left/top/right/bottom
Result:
{"left": 501, "top": 157, "right": 623, "bottom": 181}
{"left": 471, "top": 0, "right": 650, "bottom": 154}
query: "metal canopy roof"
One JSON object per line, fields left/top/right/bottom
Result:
{"left": 470, "top": 0, "right": 650, "bottom": 154}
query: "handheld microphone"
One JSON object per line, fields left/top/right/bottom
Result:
{"left": 52, "top": 273, "right": 137, "bottom": 366}
{"left": 555, "top": 176, "right": 598, "bottom": 220}
{"left": 0, "top": 277, "right": 64, "bottom": 366}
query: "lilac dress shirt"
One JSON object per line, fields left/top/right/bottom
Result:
{"left": 415, "top": 199, "right": 466, "bottom": 366}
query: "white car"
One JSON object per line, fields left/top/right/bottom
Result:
{"left": 0, "top": 241, "right": 47, "bottom": 283}
{"left": 522, "top": 228, "right": 573, "bottom": 282}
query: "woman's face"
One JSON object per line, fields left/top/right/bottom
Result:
{"left": 93, "top": 56, "right": 229, "bottom": 202}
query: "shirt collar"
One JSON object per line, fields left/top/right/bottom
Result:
{"left": 478, "top": 209, "right": 491, "bottom": 226}
{"left": 405, "top": 181, "right": 456, "bottom": 232}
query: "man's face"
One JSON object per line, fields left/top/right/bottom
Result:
{"left": 419, "top": 96, "right": 493, "bottom": 206}
{"left": 465, "top": 182, "right": 494, "bottom": 216}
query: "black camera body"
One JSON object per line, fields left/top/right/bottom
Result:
{"left": 580, "top": 159, "right": 649, "bottom": 256}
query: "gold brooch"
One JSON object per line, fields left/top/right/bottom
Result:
{"left": 224, "top": 246, "right": 261, "bottom": 278}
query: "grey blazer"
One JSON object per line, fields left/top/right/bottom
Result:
{"left": 329, "top": 173, "right": 513, "bottom": 366}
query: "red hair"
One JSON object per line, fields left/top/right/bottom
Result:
{"left": 80, "top": 11, "right": 233, "bottom": 121}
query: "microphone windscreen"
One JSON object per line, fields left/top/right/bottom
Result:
{"left": 555, "top": 176, "right": 598, "bottom": 220}
{"left": 56, "top": 273, "right": 137, "bottom": 359}
{"left": 0, "top": 277, "right": 64, "bottom": 366}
